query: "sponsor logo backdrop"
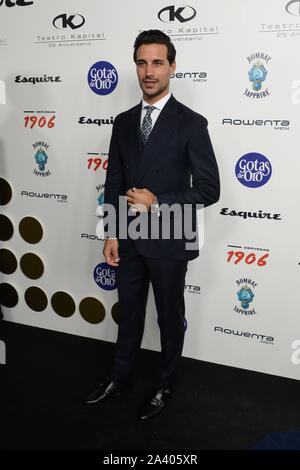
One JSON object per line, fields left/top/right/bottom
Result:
{"left": 0, "top": 0, "right": 299, "bottom": 380}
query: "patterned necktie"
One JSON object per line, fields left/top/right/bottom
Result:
{"left": 141, "top": 105, "right": 156, "bottom": 145}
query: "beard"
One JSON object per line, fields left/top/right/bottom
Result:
{"left": 140, "top": 79, "right": 169, "bottom": 100}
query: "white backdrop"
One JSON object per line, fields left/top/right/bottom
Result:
{"left": 1, "top": 0, "right": 300, "bottom": 380}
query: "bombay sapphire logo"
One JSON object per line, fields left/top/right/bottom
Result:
{"left": 238, "top": 286, "right": 254, "bottom": 309}
{"left": 244, "top": 52, "right": 271, "bottom": 99}
{"left": 97, "top": 191, "right": 104, "bottom": 206}
{"left": 32, "top": 141, "right": 51, "bottom": 177}
{"left": 248, "top": 62, "right": 267, "bottom": 91}
{"left": 95, "top": 186, "right": 105, "bottom": 218}
{"left": 35, "top": 149, "right": 47, "bottom": 170}
{"left": 88, "top": 61, "right": 118, "bottom": 96}
{"left": 94, "top": 262, "right": 117, "bottom": 291}
{"left": 234, "top": 278, "right": 257, "bottom": 316}
{"left": 95, "top": 185, "right": 105, "bottom": 239}
{"left": 235, "top": 153, "right": 272, "bottom": 188}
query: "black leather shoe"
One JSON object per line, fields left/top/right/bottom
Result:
{"left": 83, "top": 378, "right": 129, "bottom": 406}
{"left": 138, "top": 388, "right": 172, "bottom": 421}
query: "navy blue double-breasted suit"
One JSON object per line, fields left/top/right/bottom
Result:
{"left": 104, "top": 95, "right": 220, "bottom": 387}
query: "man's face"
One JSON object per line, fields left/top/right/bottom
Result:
{"left": 136, "top": 43, "right": 176, "bottom": 104}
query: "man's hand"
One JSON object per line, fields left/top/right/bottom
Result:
{"left": 126, "top": 188, "right": 156, "bottom": 212}
{"left": 103, "top": 239, "right": 120, "bottom": 267}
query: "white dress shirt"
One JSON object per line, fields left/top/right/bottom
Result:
{"left": 140, "top": 92, "right": 171, "bottom": 130}
{"left": 105, "top": 93, "right": 171, "bottom": 232}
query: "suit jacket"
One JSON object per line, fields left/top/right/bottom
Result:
{"left": 104, "top": 95, "right": 220, "bottom": 260}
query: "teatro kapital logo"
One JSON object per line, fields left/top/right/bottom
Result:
{"left": 235, "top": 153, "right": 272, "bottom": 188}
{"left": 158, "top": 5, "right": 197, "bottom": 23}
{"left": 53, "top": 14, "right": 85, "bottom": 30}
{"left": 94, "top": 262, "right": 117, "bottom": 291}
{"left": 286, "top": 0, "right": 300, "bottom": 16}
{"left": 244, "top": 52, "right": 271, "bottom": 99}
{"left": 234, "top": 278, "right": 257, "bottom": 316}
{"left": 32, "top": 141, "right": 51, "bottom": 177}
{"left": 88, "top": 61, "right": 118, "bottom": 96}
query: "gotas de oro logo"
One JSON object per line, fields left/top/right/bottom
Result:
{"left": 158, "top": 5, "right": 196, "bottom": 23}
{"left": 94, "top": 262, "right": 117, "bottom": 291}
{"left": 53, "top": 14, "right": 85, "bottom": 30}
{"left": 235, "top": 153, "right": 272, "bottom": 188}
{"left": 88, "top": 61, "right": 118, "bottom": 96}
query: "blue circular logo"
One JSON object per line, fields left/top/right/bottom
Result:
{"left": 235, "top": 152, "right": 272, "bottom": 188}
{"left": 94, "top": 262, "right": 117, "bottom": 290}
{"left": 88, "top": 61, "right": 118, "bottom": 95}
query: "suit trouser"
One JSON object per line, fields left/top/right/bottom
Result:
{"left": 111, "top": 254, "right": 188, "bottom": 388}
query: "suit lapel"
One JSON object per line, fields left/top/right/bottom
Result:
{"left": 125, "top": 102, "right": 142, "bottom": 183}
{"left": 135, "top": 95, "right": 178, "bottom": 183}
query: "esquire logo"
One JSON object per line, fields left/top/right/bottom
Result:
{"left": 220, "top": 208, "right": 282, "bottom": 221}
{"left": 15, "top": 75, "right": 62, "bottom": 85}
{"left": 79, "top": 116, "right": 114, "bottom": 126}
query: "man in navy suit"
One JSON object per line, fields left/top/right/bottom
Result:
{"left": 84, "top": 30, "right": 220, "bottom": 420}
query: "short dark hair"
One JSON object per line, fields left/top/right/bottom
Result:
{"left": 133, "top": 29, "right": 176, "bottom": 65}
